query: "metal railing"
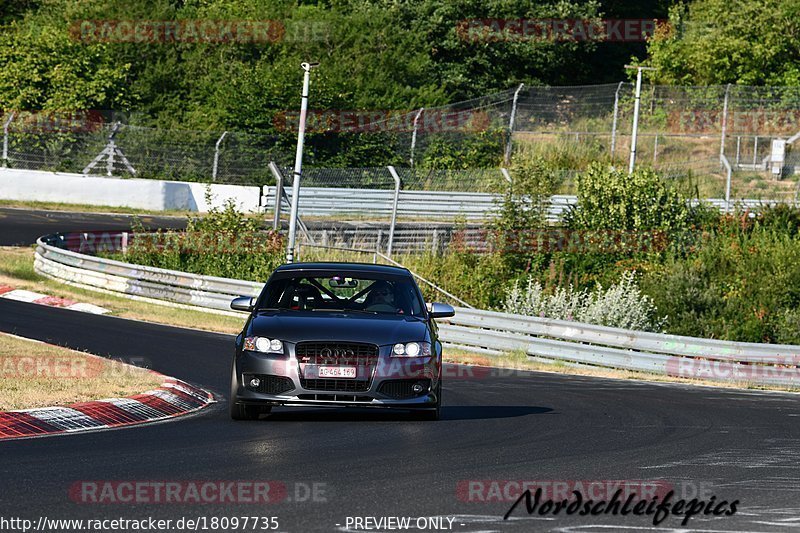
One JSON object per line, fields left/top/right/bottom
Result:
{"left": 33, "top": 233, "right": 800, "bottom": 388}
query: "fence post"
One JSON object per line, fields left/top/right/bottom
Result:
{"left": 504, "top": 83, "right": 524, "bottom": 165}
{"left": 212, "top": 131, "right": 227, "bottom": 182}
{"left": 719, "top": 83, "right": 731, "bottom": 166}
{"left": 2, "top": 112, "right": 15, "bottom": 167}
{"left": 268, "top": 161, "right": 284, "bottom": 231}
{"left": 386, "top": 166, "right": 402, "bottom": 257}
{"left": 753, "top": 136, "right": 758, "bottom": 167}
{"left": 409, "top": 107, "right": 424, "bottom": 167}
{"left": 653, "top": 135, "right": 658, "bottom": 164}
{"left": 500, "top": 167, "right": 513, "bottom": 186}
{"left": 610, "top": 81, "right": 624, "bottom": 160}
{"left": 721, "top": 154, "right": 732, "bottom": 213}
{"left": 106, "top": 123, "right": 118, "bottom": 176}
{"left": 374, "top": 229, "right": 382, "bottom": 264}
{"left": 735, "top": 136, "right": 741, "bottom": 166}
{"left": 624, "top": 65, "right": 656, "bottom": 173}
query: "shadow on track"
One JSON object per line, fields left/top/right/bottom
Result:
{"left": 243, "top": 405, "right": 551, "bottom": 422}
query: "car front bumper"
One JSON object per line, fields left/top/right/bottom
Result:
{"left": 233, "top": 346, "right": 440, "bottom": 409}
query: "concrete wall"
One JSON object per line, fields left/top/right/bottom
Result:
{"left": 0, "top": 168, "right": 263, "bottom": 212}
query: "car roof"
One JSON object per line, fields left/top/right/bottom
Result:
{"left": 273, "top": 262, "right": 411, "bottom": 276}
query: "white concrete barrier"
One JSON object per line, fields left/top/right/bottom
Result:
{"left": 0, "top": 168, "right": 263, "bottom": 212}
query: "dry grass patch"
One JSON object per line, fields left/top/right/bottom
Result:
{"left": 0, "top": 333, "right": 164, "bottom": 410}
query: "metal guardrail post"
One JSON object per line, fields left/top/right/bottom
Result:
{"left": 504, "top": 83, "right": 524, "bottom": 166}
{"left": 386, "top": 166, "right": 402, "bottom": 257}
{"left": 2, "top": 112, "right": 15, "bottom": 167}
{"left": 212, "top": 131, "right": 227, "bottom": 182}
{"left": 610, "top": 81, "right": 623, "bottom": 159}
{"left": 268, "top": 161, "right": 284, "bottom": 231}
{"left": 409, "top": 108, "right": 424, "bottom": 168}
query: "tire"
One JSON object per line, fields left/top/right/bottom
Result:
{"left": 230, "top": 401, "right": 263, "bottom": 420}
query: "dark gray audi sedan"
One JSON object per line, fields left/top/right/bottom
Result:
{"left": 229, "top": 262, "right": 455, "bottom": 420}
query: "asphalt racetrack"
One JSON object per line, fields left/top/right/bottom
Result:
{"left": 1, "top": 210, "right": 800, "bottom": 531}
{"left": 0, "top": 207, "right": 187, "bottom": 246}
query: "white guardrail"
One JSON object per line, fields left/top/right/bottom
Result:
{"left": 34, "top": 234, "right": 800, "bottom": 387}
{"left": 271, "top": 187, "right": 792, "bottom": 221}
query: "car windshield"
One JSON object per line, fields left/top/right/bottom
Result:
{"left": 257, "top": 272, "right": 426, "bottom": 317}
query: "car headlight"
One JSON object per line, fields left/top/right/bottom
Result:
{"left": 391, "top": 341, "right": 431, "bottom": 357}
{"left": 244, "top": 336, "right": 284, "bottom": 354}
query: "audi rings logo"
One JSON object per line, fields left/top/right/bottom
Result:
{"left": 320, "top": 348, "right": 355, "bottom": 358}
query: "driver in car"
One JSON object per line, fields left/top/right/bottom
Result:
{"left": 364, "top": 281, "right": 401, "bottom": 313}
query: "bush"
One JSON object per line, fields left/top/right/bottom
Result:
{"left": 502, "top": 270, "right": 666, "bottom": 332}
{"left": 565, "top": 163, "right": 691, "bottom": 234}
{"left": 122, "top": 196, "right": 284, "bottom": 282}
{"left": 641, "top": 225, "right": 800, "bottom": 342}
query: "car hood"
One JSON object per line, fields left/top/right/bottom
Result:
{"left": 249, "top": 311, "right": 430, "bottom": 345}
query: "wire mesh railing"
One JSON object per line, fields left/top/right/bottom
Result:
{"left": 3, "top": 82, "right": 800, "bottom": 198}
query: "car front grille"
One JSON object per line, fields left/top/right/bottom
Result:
{"left": 297, "top": 342, "right": 378, "bottom": 392}
{"left": 245, "top": 374, "right": 295, "bottom": 395}
{"left": 378, "top": 379, "right": 431, "bottom": 399}
{"left": 298, "top": 394, "right": 373, "bottom": 402}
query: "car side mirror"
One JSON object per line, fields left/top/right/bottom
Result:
{"left": 230, "top": 296, "right": 256, "bottom": 312}
{"left": 428, "top": 302, "right": 455, "bottom": 319}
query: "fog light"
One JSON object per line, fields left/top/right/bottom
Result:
{"left": 249, "top": 377, "right": 261, "bottom": 388}
{"left": 412, "top": 382, "right": 425, "bottom": 394}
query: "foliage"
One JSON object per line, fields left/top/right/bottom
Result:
{"left": 122, "top": 195, "right": 284, "bottom": 281}
{"left": 565, "top": 163, "right": 691, "bottom": 234}
{"left": 644, "top": 0, "right": 800, "bottom": 85}
{"left": 640, "top": 217, "right": 800, "bottom": 343}
{"left": 502, "top": 270, "right": 666, "bottom": 331}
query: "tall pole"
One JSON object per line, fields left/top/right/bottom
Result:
{"left": 625, "top": 65, "right": 656, "bottom": 174}
{"left": 286, "top": 62, "right": 318, "bottom": 264}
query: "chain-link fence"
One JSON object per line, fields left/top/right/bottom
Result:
{"left": 3, "top": 83, "right": 800, "bottom": 201}
{"left": 513, "top": 83, "right": 800, "bottom": 202}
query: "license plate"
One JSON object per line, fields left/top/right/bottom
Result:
{"left": 318, "top": 366, "right": 357, "bottom": 379}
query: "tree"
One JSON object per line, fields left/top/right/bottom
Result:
{"left": 644, "top": 0, "right": 800, "bottom": 86}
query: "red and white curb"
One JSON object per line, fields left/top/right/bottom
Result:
{"left": 0, "top": 377, "right": 214, "bottom": 441}
{"left": 0, "top": 285, "right": 109, "bottom": 314}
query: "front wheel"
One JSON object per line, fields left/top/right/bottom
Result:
{"left": 230, "top": 402, "right": 263, "bottom": 420}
